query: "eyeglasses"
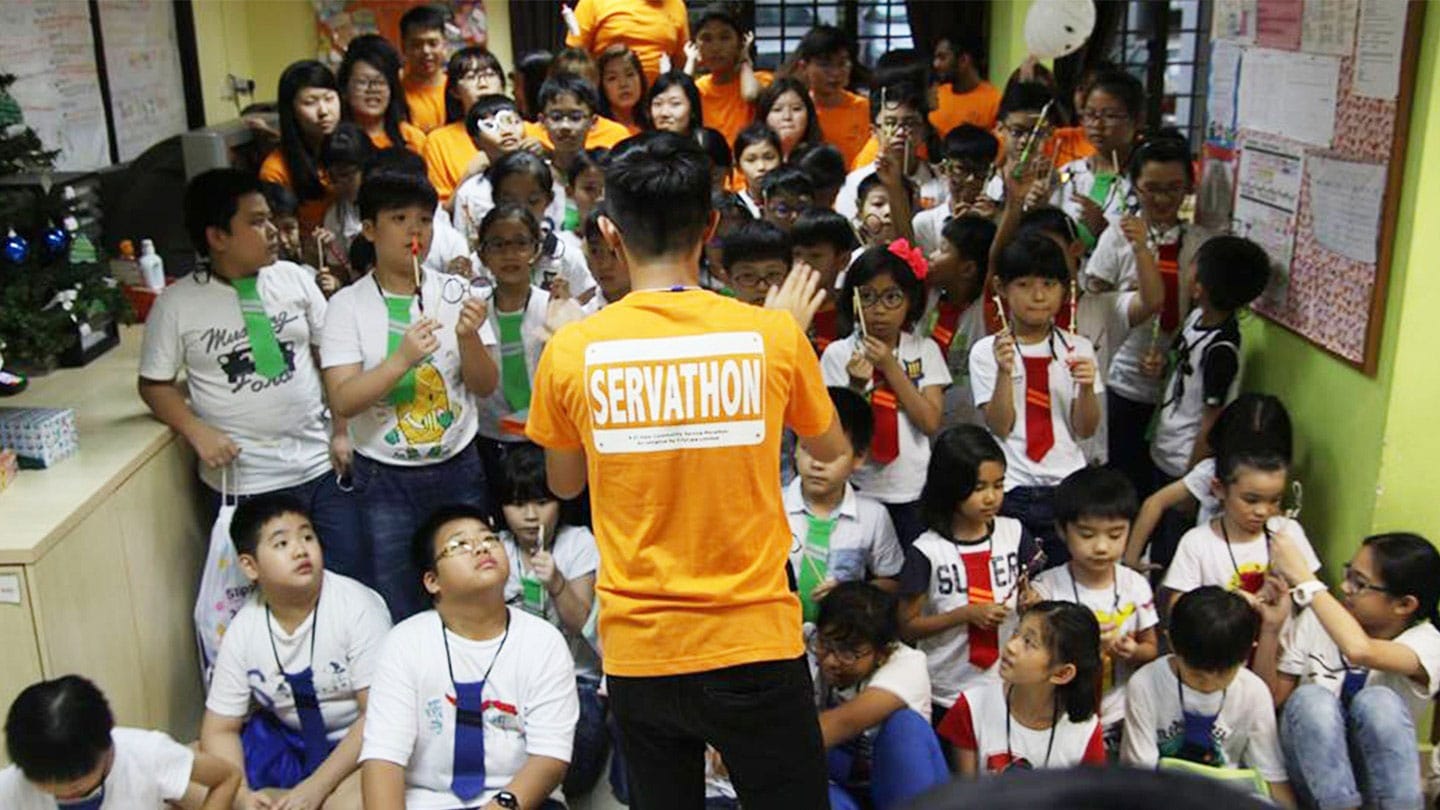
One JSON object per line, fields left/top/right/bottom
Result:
{"left": 940, "top": 159, "right": 991, "bottom": 181}
{"left": 857, "top": 286, "right": 907, "bottom": 310}
{"left": 545, "top": 110, "right": 591, "bottom": 125}
{"left": 461, "top": 68, "right": 501, "bottom": 83}
{"left": 480, "top": 237, "right": 538, "bottom": 255}
{"left": 806, "top": 636, "right": 873, "bottom": 666}
{"left": 350, "top": 77, "right": 388, "bottom": 92}
{"left": 1341, "top": 565, "right": 1390, "bottom": 595}
{"left": 1002, "top": 122, "right": 1052, "bottom": 142}
{"left": 731, "top": 269, "right": 788, "bottom": 288}
{"left": 435, "top": 535, "right": 500, "bottom": 562}
{"left": 1081, "top": 109, "right": 1131, "bottom": 126}
{"left": 1137, "top": 183, "right": 1187, "bottom": 198}
{"left": 476, "top": 111, "right": 522, "bottom": 132}
{"left": 877, "top": 116, "right": 924, "bottom": 132}
{"left": 766, "top": 199, "right": 812, "bottom": 218}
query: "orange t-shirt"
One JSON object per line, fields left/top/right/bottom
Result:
{"left": 814, "top": 90, "right": 873, "bottom": 171}
{"left": 367, "top": 121, "right": 427, "bottom": 153}
{"left": 1046, "top": 126, "right": 1097, "bottom": 169}
{"left": 259, "top": 149, "right": 332, "bottom": 231}
{"left": 403, "top": 78, "right": 447, "bottom": 133}
{"left": 852, "top": 135, "right": 931, "bottom": 169}
{"left": 526, "top": 290, "right": 835, "bottom": 676}
{"left": 421, "top": 121, "right": 478, "bottom": 202}
{"left": 566, "top": 0, "right": 689, "bottom": 86}
{"left": 929, "top": 81, "right": 1002, "bottom": 138}
{"left": 696, "top": 70, "right": 774, "bottom": 144}
{"left": 534, "top": 115, "right": 635, "bottom": 151}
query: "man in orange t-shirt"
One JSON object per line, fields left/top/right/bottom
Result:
{"left": 687, "top": 4, "right": 772, "bottom": 143}
{"left": 928, "top": 34, "right": 1001, "bottom": 135}
{"left": 566, "top": 0, "right": 689, "bottom": 86}
{"left": 796, "top": 25, "right": 871, "bottom": 169}
{"left": 398, "top": 5, "right": 448, "bottom": 132}
{"left": 527, "top": 132, "right": 842, "bottom": 809}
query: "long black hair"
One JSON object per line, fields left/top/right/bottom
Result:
{"left": 1363, "top": 533, "right": 1440, "bottom": 627}
{"left": 1024, "top": 601, "right": 1102, "bottom": 722}
{"left": 338, "top": 34, "right": 410, "bottom": 150}
{"left": 276, "top": 60, "right": 338, "bottom": 201}
{"left": 638, "top": 71, "right": 704, "bottom": 134}
{"left": 919, "top": 425, "right": 1006, "bottom": 538}
{"left": 756, "top": 77, "right": 823, "bottom": 157}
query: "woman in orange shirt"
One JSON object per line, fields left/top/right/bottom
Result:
{"left": 422, "top": 46, "right": 507, "bottom": 203}
{"left": 755, "top": 77, "right": 823, "bottom": 163}
{"left": 597, "top": 45, "right": 648, "bottom": 135}
{"left": 638, "top": 71, "right": 703, "bottom": 136}
{"left": 259, "top": 60, "right": 341, "bottom": 231}
{"left": 338, "top": 35, "right": 426, "bottom": 154}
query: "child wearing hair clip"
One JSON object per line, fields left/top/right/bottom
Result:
{"left": 821, "top": 240, "right": 948, "bottom": 547}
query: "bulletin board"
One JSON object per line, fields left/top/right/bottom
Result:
{"left": 1198, "top": 0, "right": 1427, "bottom": 374}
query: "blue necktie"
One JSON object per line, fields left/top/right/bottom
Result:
{"left": 284, "top": 668, "right": 331, "bottom": 775}
{"left": 451, "top": 679, "right": 489, "bottom": 801}
{"left": 57, "top": 785, "right": 105, "bottom": 810}
{"left": 1341, "top": 668, "right": 1368, "bottom": 707}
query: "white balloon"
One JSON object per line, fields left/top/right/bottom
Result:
{"left": 1025, "top": 0, "right": 1098, "bottom": 60}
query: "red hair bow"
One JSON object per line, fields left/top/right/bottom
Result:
{"left": 887, "top": 238, "right": 928, "bottom": 280}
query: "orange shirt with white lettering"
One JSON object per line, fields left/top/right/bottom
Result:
{"left": 534, "top": 115, "right": 636, "bottom": 151}
{"left": 929, "top": 81, "right": 1001, "bottom": 137}
{"left": 697, "top": 70, "right": 774, "bottom": 144}
{"left": 421, "top": 121, "right": 478, "bottom": 203}
{"left": 259, "top": 150, "right": 331, "bottom": 231}
{"left": 526, "top": 290, "right": 835, "bottom": 676}
{"left": 367, "top": 121, "right": 428, "bottom": 153}
{"left": 814, "top": 89, "right": 873, "bottom": 171}
{"left": 403, "top": 78, "right": 447, "bottom": 133}
{"left": 566, "top": 0, "right": 689, "bottom": 86}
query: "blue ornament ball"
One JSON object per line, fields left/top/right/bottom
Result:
{"left": 43, "top": 226, "right": 69, "bottom": 258}
{"left": 3, "top": 232, "right": 28, "bottom": 264}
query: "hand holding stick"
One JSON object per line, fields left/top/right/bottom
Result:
{"left": 853, "top": 289, "right": 869, "bottom": 340}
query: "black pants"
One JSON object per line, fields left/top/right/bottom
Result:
{"left": 607, "top": 656, "right": 830, "bottom": 810}
{"left": 1107, "top": 391, "right": 1158, "bottom": 499}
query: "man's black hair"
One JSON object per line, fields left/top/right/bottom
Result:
{"left": 603, "top": 132, "right": 714, "bottom": 259}
{"left": 184, "top": 168, "right": 265, "bottom": 257}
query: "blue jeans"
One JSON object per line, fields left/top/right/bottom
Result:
{"left": 205, "top": 471, "right": 364, "bottom": 584}
{"left": 1281, "top": 684, "right": 1423, "bottom": 810}
{"left": 349, "top": 443, "right": 489, "bottom": 622}
{"left": 827, "top": 709, "right": 950, "bottom": 810}
{"left": 564, "top": 677, "right": 610, "bottom": 799}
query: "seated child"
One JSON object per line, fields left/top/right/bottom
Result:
{"left": 359, "top": 505, "right": 578, "bottom": 809}
{"left": 1257, "top": 531, "right": 1440, "bottom": 810}
{"left": 201, "top": 494, "right": 391, "bottom": 808}
{"left": 496, "top": 445, "right": 606, "bottom": 798}
{"left": 1149, "top": 236, "right": 1271, "bottom": 484}
{"left": 790, "top": 208, "right": 859, "bottom": 354}
{"left": 786, "top": 387, "right": 905, "bottom": 622}
{"left": 1033, "top": 467, "right": 1159, "bottom": 748}
{"left": 1160, "top": 420, "right": 1319, "bottom": 605}
{"left": 759, "top": 164, "right": 816, "bottom": 231}
{"left": 938, "top": 601, "right": 1106, "bottom": 774}
{"left": 899, "top": 425, "right": 1039, "bottom": 715}
{"left": 1121, "top": 587, "right": 1293, "bottom": 805}
{"left": 702, "top": 191, "right": 754, "bottom": 292}
{"left": 733, "top": 122, "right": 782, "bottom": 217}
{"left": 1, "top": 675, "right": 240, "bottom": 808}
{"left": 795, "top": 142, "right": 849, "bottom": 211}
{"left": 918, "top": 213, "right": 994, "bottom": 429}
{"left": 719, "top": 218, "right": 791, "bottom": 306}
{"left": 582, "top": 208, "right": 630, "bottom": 310}
{"left": 823, "top": 244, "right": 948, "bottom": 545}
{"left": 913, "top": 124, "right": 999, "bottom": 256}
{"left": 812, "top": 582, "right": 947, "bottom": 810}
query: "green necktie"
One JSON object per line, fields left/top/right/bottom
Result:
{"left": 521, "top": 569, "right": 546, "bottom": 615}
{"left": 1075, "top": 172, "right": 1118, "bottom": 249}
{"left": 232, "top": 276, "right": 286, "bottom": 380}
{"left": 799, "top": 514, "right": 837, "bottom": 623}
{"left": 498, "top": 310, "right": 531, "bottom": 411}
{"left": 383, "top": 294, "right": 417, "bottom": 405}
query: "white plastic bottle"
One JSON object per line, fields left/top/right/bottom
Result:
{"left": 138, "top": 239, "right": 165, "bottom": 290}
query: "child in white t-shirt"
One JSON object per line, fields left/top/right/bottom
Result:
{"left": 821, "top": 244, "right": 951, "bottom": 546}
{"left": 1033, "top": 468, "right": 1159, "bottom": 748}
{"left": 1121, "top": 588, "right": 1292, "bottom": 805}
{"left": 360, "top": 505, "right": 578, "bottom": 810}
{"left": 1, "top": 675, "right": 239, "bottom": 809}
{"left": 319, "top": 171, "right": 498, "bottom": 620}
{"left": 916, "top": 213, "right": 993, "bottom": 431}
{"left": 810, "top": 582, "right": 946, "bottom": 807}
{"left": 786, "top": 387, "right": 905, "bottom": 622}
{"left": 1048, "top": 71, "right": 1142, "bottom": 250}
{"left": 939, "top": 601, "right": 1107, "bottom": 774}
{"left": 1255, "top": 531, "right": 1440, "bottom": 810}
{"left": 480, "top": 151, "right": 593, "bottom": 299}
{"left": 201, "top": 494, "right": 391, "bottom": 808}
{"left": 898, "top": 426, "right": 1040, "bottom": 713}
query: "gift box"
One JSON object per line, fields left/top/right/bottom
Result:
{"left": 0, "top": 449, "right": 17, "bottom": 492}
{"left": 0, "top": 408, "right": 78, "bottom": 468}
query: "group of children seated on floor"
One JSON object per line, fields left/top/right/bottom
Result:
{"left": 4, "top": 5, "right": 1439, "bottom": 810}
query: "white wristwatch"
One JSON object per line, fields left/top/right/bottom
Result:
{"left": 1291, "top": 580, "right": 1327, "bottom": 607}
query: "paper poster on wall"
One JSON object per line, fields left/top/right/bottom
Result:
{"left": 1353, "top": 0, "right": 1406, "bottom": 100}
{"left": 1233, "top": 138, "right": 1303, "bottom": 307}
{"left": 99, "top": 0, "right": 189, "bottom": 162}
{"left": 1300, "top": 0, "right": 1358, "bottom": 56}
{"left": 1206, "top": 41, "right": 1243, "bottom": 146}
{"left": 314, "top": 0, "right": 488, "bottom": 65}
{"left": 1307, "top": 156, "right": 1386, "bottom": 263}
{"left": 1237, "top": 49, "right": 1340, "bottom": 147}
{"left": 0, "top": 2, "right": 110, "bottom": 171}
{"left": 1255, "top": 0, "right": 1302, "bottom": 50}
{"left": 1213, "top": 0, "right": 1257, "bottom": 42}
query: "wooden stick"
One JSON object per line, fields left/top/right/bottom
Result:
{"left": 316, "top": 233, "right": 326, "bottom": 274}
{"left": 1111, "top": 149, "right": 1120, "bottom": 177}
{"left": 992, "top": 289, "right": 1009, "bottom": 333}
{"left": 1010, "top": 100, "right": 1053, "bottom": 180}
{"left": 410, "top": 235, "right": 422, "bottom": 289}
{"left": 1068, "top": 278, "right": 1079, "bottom": 341}
{"left": 853, "top": 289, "right": 868, "bottom": 340}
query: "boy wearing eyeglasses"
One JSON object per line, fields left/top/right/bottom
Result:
{"left": 718, "top": 219, "right": 793, "bottom": 306}
{"left": 451, "top": 96, "right": 567, "bottom": 240}
{"left": 912, "top": 124, "right": 999, "bottom": 257}
{"left": 835, "top": 81, "right": 948, "bottom": 221}
{"left": 534, "top": 74, "right": 631, "bottom": 164}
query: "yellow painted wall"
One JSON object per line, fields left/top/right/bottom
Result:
{"left": 987, "top": 0, "right": 1033, "bottom": 83}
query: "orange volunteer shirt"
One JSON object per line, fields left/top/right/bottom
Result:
{"left": 259, "top": 150, "right": 332, "bottom": 231}
{"left": 535, "top": 115, "right": 635, "bottom": 151}
{"left": 815, "top": 89, "right": 873, "bottom": 171}
{"left": 697, "top": 70, "right": 774, "bottom": 144}
{"left": 421, "top": 121, "right": 478, "bottom": 202}
{"left": 526, "top": 290, "right": 835, "bottom": 677}
{"left": 403, "top": 78, "right": 447, "bottom": 133}
{"left": 566, "top": 0, "right": 689, "bottom": 85}
{"left": 929, "top": 81, "right": 1002, "bottom": 137}
{"left": 367, "top": 121, "right": 427, "bottom": 153}
{"left": 852, "top": 135, "right": 930, "bottom": 169}
{"left": 1046, "top": 126, "right": 1097, "bottom": 168}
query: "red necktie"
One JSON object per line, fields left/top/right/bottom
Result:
{"left": 929, "top": 299, "right": 964, "bottom": 353}
{"left": 961, "top": 550, "right": 998, "bottom": 668}
{"left": 1157, "top": 241, "right": 1182, "bottom": 331}
{"left": 811, "top": 307, "right": 838, "bottom": 356}
{"left": 1054, "top": 301, "right": 1072, "bottom": 333}
{"left": 1022, "top": 355, "right": 1054, "bottom": 462}
{"left": 870, "top": 375, "right": 899, "bottom": 464}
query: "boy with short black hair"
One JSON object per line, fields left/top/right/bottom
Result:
{"left": 790, "top": 208, "right": 858, "bottom": 354}
{"left": 758, "top": 164, "right": 815, "bottom": 231}
{"left": 853, "top": 171, "right": 915, "bottom": 249}
{"left": 1150, "top": 236, "right": 1271, "bottom": 480}
{"left": 787, "top": 387, "right": 904, "bottom": 622}
{"left": 796, "top": 143, "right": 848, "bottom": 210}
{"left": 796, "top": 25, "right": 870, "bottom": 170}
{"left": 918, "top": 213, "right": 994, "bottom": 429}
{"left": 913, "top": 124, "right": 999, "bottom": 256}
{"left": 835, "top": 80, "right": 946, "bottom": 220}
{"left": 2, "top": 675, "right": 240, "bottom": 809}
{"left": 720, "top": 218, "right": 793, "bottom": 306}
{"left": 687, "top": 2, "right": 770, "bottom": 144}
{"left": 536, "top": 73, "right": 631, "bottom": 160}
{"left": 1121, "top": 587, "right": 1293, "bottom": 804}
{"left": 583, "top": 208, "right": 629, "bottom": 309}
{"left": 453, "top": 95, "right": 566, "bottom": 239}
{"left": 201, "top": 494, "right": 392, "bottom": 808}
{"left": 1033, "top": 467, "right": 1159, "bottom": 748}
{"left": 399, "top": 5, "right": 450, "bottom": 133}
